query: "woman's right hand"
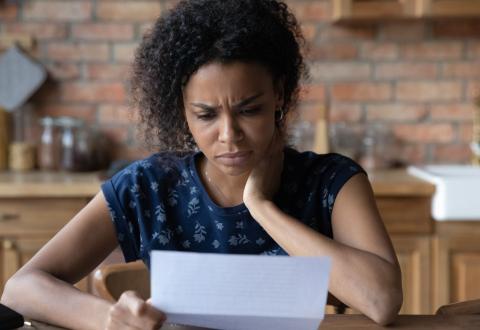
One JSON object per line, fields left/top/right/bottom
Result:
{"left": 104, "top": 291, "right": 166, "bottom": 330}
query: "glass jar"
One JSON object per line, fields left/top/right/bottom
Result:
{"left": 57, "top": 117, "right": 82, "bottom": 172}
{"left": 38, "top": 117, "right": 60, "bottom": 171}
{"left": 74, "top": 124, "right": 95, "bottom": 171}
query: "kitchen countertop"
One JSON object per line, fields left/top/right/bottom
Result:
{"left": 0, "top": 168, "right": 435, "bottom": 198}
{"left": 368, "top": 169, "right": 435, "bottom": 197}
{"left": 0, "top": 171, "right": 102, "bottom": 198}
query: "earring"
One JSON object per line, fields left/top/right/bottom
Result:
{"left": 275, "top": 109, "right": 285, "bottom": 122}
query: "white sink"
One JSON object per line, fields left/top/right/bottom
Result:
{"left": 408, "top": 165, "right": 480, "bottom": 221}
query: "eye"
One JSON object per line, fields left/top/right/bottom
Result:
{"left": 239, "top": 107, "right": 261, "bottom": 116}
{"left": 196, "top": 112, "right": 216, "bottom": 121}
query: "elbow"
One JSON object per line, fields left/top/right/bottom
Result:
{"left": 1, "top": 276, "right": 20, "bottom": 309}
{"left": 370, "top": 282, "right": 403, "bottom": 326}
{"left": 1, "top": 272, "right": 32, "bottom": 313}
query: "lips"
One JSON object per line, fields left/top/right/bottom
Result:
{"left": 215, "top": 151, "right": 252, "bottom": 166}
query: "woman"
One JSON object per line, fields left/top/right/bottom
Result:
{"left": 1, "top": 0, "right": 402, "bottom": 328}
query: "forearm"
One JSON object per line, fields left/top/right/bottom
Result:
{"left": 1, "top": 270, "right": 112, "bottom": 330}
{"left": 248, "top": 200, "right": 402, "bottom": 324}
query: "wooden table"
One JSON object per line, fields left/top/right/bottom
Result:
{"left": 21, "top": 314, "right": 480, "bottom": 329}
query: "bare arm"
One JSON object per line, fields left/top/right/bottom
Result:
{"left": 1, "top": 191, "right": 165, "bottom": 330}
{"left": 1, "top": 192, "right": 116, "bottom": 329}
{"left": 245, "top": 173, "right": 402, "bottom": 325}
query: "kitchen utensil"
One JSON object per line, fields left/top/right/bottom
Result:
{"left": 0, "top": 45, "right": 47, "bottom": 111}
{"left": 0, "top": 107, "right": 8, "bottom": 170}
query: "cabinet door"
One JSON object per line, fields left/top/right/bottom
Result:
{"left": 433, "top": 222, "right": 480, "bottom": 312}
{"left": 392, "top": 236, "right": 431, "bottom": 314}
{"left": 0, "top": 237, "right": 89, "bottom": 293}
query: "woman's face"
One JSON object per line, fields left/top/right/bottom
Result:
{"left": 183, "top": 61, "right": 283, "bottom": 177}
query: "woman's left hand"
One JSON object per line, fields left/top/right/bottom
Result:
{"left": 243, "top": 129, "right": 284, "bottom": 208}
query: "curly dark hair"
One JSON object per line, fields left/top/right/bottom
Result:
{"left": 131, "top": 0, "right": 307, "bottom": 151}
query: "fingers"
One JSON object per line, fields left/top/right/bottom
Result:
{"left": 107, "top": 291, "right": 165, "bottom": 330}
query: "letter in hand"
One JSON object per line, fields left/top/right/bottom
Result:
{"left": 105, "top": 291, "right": 166, "bottom": 330}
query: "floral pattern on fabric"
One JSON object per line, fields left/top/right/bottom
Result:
{"left": 101, "top": 148, "right": 365, "bottom": 268}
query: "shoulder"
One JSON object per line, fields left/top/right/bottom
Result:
{"left": 108, "top": 151, "right": 195, "bottom": 191}
{"left": 284, "top": 147, "right": 365, "bottom": 178}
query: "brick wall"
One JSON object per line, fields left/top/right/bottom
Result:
{"left": 1, "top": 0, "right": 479, "bottom": 164}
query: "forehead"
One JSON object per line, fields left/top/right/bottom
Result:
{"left": 183, "top": 61, "right": 275, "bottom": 102}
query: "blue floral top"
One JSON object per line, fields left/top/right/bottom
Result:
{"left": 101, "top": 148, "right": 365, "bottom": 268}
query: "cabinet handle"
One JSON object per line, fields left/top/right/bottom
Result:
{"left": 0, "top": 213, "right": 20, "bottom": 222}
{"left": 3, "top": 239, "right": 14, "bottom": 249}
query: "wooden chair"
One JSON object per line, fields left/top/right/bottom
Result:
{"left": 94, "top": 260, "right": 150, "bottom": 302}
{"left": 436, "top": 299, "right": 480, "bottom": 315}
{"left": 94, "top": 260, "right": 347, "bottom": 314}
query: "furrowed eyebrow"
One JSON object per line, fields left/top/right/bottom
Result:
{"left": 190, "top": 92, "right": 264, "bottom": 111}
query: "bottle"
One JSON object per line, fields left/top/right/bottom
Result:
{"left": 57, "top": 117, "right": 82, "bottom": 172}
{"left": 9, "top": 104, "right": 37, "bottom": 171}
{"left": 38, "top": 117, "right": 59, "bottom": 171}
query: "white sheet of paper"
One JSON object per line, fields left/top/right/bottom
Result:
{"left": 151, "top": 251, "right": 331, "bottom": 330}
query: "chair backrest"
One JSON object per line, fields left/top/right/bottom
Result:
{"left": 436, "top": 299, "right": 480, "bottom": 315}
{"left": 94, "top": 260, "right": 150, "bottom": 302}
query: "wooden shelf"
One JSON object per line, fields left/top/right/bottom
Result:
{"left": 331, "top": 0, "right": 480, "bottom": 22}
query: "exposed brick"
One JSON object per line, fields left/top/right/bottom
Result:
{"left": 72, "top": 23, "right": 135, "bottom": 41}
{"left": 331, "top": 82, "right": 392, "bottom": 102}
{"left": 37, "top": 104, "right": 97, "bottom": 122}
{"left": 430, "top": 104, "right": 475, "bottom": 121}
{"left": 380, "top": 22, "right": 427, "bottom": 41}
{"left": 287, "top": 1, "right": 330, "bottom": 21}
{"left": 111, "top": 143, "right": 150, "bottom": 161}
{"left": 375, "top": 63, "right": 438, "bottom": 80}
{"left": 23, "top": 1, "right": 92, "bottom": 21}
{"left": 113, "top": 43, "right": 139, "bottom": 62}
{"left": 4, "top": 22, "right": 67, "bottom": 39}
{"left": 459, "top": 124, "right": 473, "bottom": 142}
{"left": 164, "top": 0, "right": 182, "bottom": 11}
{"left": 433, "top": 20, "right": 480, "bottom": 38}
{"left": 61, "top": 82, "right": 126, "bottom": 103}
{"left": 96, "top": 1, "right": 161, "bottom": 21}
{"left": 46, "top": 42, "right": 109, "bottom": 62}
{"left": 296, "top": 102, "right": 323, "bottom": 122}
{"left": 321, "top": 26, "right": 376, "bottom": 41}
{"left": 86, "top": 63, "right": 131, "bottom": 81}
{"left": 98, "top": 104, "right": 137, "bottom": 125}
{"left": 361, "top": 42, "right": 398, "bottom": 60}
{"left": 442, "top": 62, "right": 480, "bottom": 78}
{"left": 310, "top": 62, "right": 370, "bottom": 81}
{"left": 299, "top": 84, "right": 326, "bottom": 102}
{"left": 396, "top": 82, "right": 462, "bottom": 102}
{"left": 301, "top": 23, "right": 317, "bottom": 42}
{"left": 432, "top": 144, "right": 472, "bottom": 163}
{"left": 139, "top": 22, "right": 156, "bottom": 37}
{"left": 102, "top": 126, "right": 131, "bottom": 146}
{"left": 401, "top": 42, "right": 463, "bottom": 60}
{"left": 0, "top": 3, "right": 18, "bottom": 20}
{"left": 328, "top": 103, "right": 363, "bottom": 122}
{"left": 308, "top": 43, "right": 358, "bottom": 60}
{"left": 393, "top": 124, "right": 455, "bottom": 143}
{"left": 467, "top": 80, "right": 480, "bottom": 100}
{"left": 45, "top": 62, "right": 81, "bottom": 81}
{"left": 395, "top": 144, "right": 427, "bottom": 165}
{"left": 467, "top": 41, "right": 480, "bottom": 59}
{"left": 366, "top": 104, "right": 428, "bottom": 121}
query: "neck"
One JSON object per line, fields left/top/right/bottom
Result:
{"left": 200, "top": 155, "right": 248, "bottom": 206}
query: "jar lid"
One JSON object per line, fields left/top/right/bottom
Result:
{"left": 56, "top": 116, "right": 84, "bottom": 128}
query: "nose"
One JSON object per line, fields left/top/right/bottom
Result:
{"left": 218, "top": 113, "right": 243, "bottom": 144}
